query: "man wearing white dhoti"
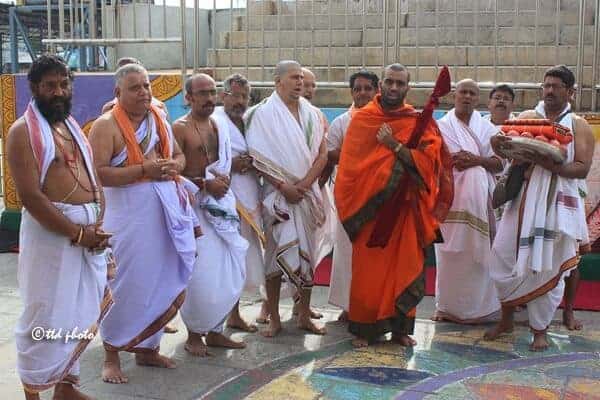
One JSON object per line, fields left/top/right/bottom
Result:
{"left": 9, "top": 55, "right": 112, "bottom": 400}
{"left": 323, "top": 70, "right": 379, "bottom": 321}
{"left": 245, "top": 60, "right": 329, "bottom": 337}
{"left": 434, "top": 79, "right": 503, "bottom": 324}
{"left": 212, "top": 74, "right": 265, "bottom": 333}
{"left": 174, "top": 73, "right": 249, "bottom": 357}
{"left": 486, "top": 65, "right": 594, "bottom": 350}
{"left": 90, "top": 63, "right": 197, "bottom": 383}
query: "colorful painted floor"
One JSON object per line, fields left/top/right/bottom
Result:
{"left": 203, "top": 320, "right": 600, "bottom": 400}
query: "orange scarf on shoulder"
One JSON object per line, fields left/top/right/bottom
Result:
{"left": 112, "top": 102, "right": 171, "bottom": 165}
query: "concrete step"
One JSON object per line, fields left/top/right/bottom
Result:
{"left": 217, "top": 24, "right": 596, "bottom": 49}
{"left": 239, "top": 0, "right": 594, "bottom": 29}
{"left": 232, "top": 11, "right": 589, "bottom": 33}
{"left": 205, "top": 67, "right": 598, "bottom": 110}
{"left": 207, "top": 45, "right": 598, "bottom": 72}
{"left": 210, "top": 65, "right": 596, "bottom": 86}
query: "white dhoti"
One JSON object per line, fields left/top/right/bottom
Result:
{"left": 491, "top": 102, "right": 590, "bottom": 330}
{"left": 328, "top": 217, "right": 353, "bottom": 310}
{"left": 100, "top": 109, "right": 197, "bottom": 351}
{"left": 326, "top": 110, "right": 353, "bottom": 310}
{"left": 435, "top": 109, "right": 501, "bottom": 323}
{"left": 246, "top": 92, "right": 327, "bottom": 300}
{"left": 16, "top": 204, "right": 111, "bottom": 392}
{"left": 180, "top": 116, "right": 249, "bottom": 333}
{"left": 490, "top": 173, "right": 579, "bottom": 330}
{"left": 180, "top": 204, "right": 248, "bottom": 333}
{"left": 16, "top": 101, "right": 110, "bottom": 393}
{"left": 100, "top": 181, "right": 196, "bottom": 349}
{"left": 213, "top": 107, "right": 265, "bottom": 294}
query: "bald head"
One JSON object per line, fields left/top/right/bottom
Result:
{"left": 301, "top": 67, "right": 317, "bottom": 101}
{"left": 454, "top": 79, "right": 480, "bottom": 117}
{"left": 185, "top": 73, "right": 215, "bottom": 95}
{"left": 185, "top": 73, "right": 217, "bottom": 119}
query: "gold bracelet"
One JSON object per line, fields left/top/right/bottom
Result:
{"left": 393, "top": 142, "right": 403, "bottom": 153}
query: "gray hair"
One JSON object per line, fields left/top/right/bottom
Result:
{"left": 184, "top": 73, "right": 215, "bottom": 94}
{"left": 223, "top": 73, "right": 250, "bottom": 93}
{"left": 382, "top": 63, "right": 411, "bottom": 82}
{"left": 274, "top": 60, "right": 302, "bottom": 79}
{"left": 456, "top": 78, "right": 480, "bottom": 93}
{"left": 115, "top": 63, "right": 148, "bottom": 87}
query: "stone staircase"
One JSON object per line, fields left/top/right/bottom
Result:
{"left": 205, "top": 0, "right": 599, "bottom": 109}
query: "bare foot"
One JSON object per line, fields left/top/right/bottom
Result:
{"left": 337, "top": 310, "right": 349, "bottom": 322}
{"left": 52, "top": 383, "right": 94, "bottom": 400}
{"left": 164, "top": 324, "right": 178, "bottom": 334}
{"left": 260, "top": 318, "right": 282, "bottom": 338}
{"left": 256, "top": 301, "right": 270, "bottom": 324}
{"left": 430, "top": 311, "right": 447, "bottom": 322}
{"left": 102, "top": 351, "right": 128, "bottom": 384}
{"left": 227, "top": 315, "right": 258, "bottom": 333}
{"left": 484, "top": 321, "right": 514, "bottom": 340}
{"left": 297, "top": 318, "right": 327, "bottom": 335}
{"left": 24, "top": 389, "right": 40, "bottom": 400}
{"left": 562, "top": 309, "right": 583, "bottom": 330}
{"left": 392, "top": 334, "right": 417, "bottom": 347}
{"left": 184, "top": 333, "right": 211, "bottom": 357}
{"left": 135, "top": 351, "right": 176, "bottom": 369}
{"left": 292, "top": 304, "right": 323, "bottom": 319}
{"left": 351, "top": 337, "right": 369, "bottom": 348}
{"left": 205, "top": 332, "right": 246, "bottom": 349}
{"left": 529, "top": 330, "right": 549, "bottom": 352}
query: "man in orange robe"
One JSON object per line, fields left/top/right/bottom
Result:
{"left": 335, "top": 64, "right": 452, "bottom": 347}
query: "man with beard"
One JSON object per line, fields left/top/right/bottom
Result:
{"left": 485, "top": 84, "right": 516, "bottom": 126}
{"left": 174, "top": 73, "right": 249, "bottom": 356}
{"left": 324, "top": 70, "right": 379, "bottom": 321}
{"left": 433, "top": 79, "right": 503, "bottom": 324}
{"left": 211, "top": 74, "right": 265, "bottom": 333}
{"left": 335, "top": 64, "right": 449, "bottom": 347}
{"left": 487, "top": 65, "right": 594, "bottom": 350}
{"left": 9, "top": 55, "right": 112, "bottom": 399}
{"left": 245, "top": 60, "right": 329, "bottom": 338}
{"left": 90, "top": 63, "right": 197, "bottom": 383}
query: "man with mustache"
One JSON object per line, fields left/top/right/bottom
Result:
{"left": 485, "top": 84, "right": 516, "bottom": 126}
{"left": 487, "top": 65, "right": 594, "bottom": 350}
{"left": 246, "top": 60, "right": 329, "bottom": 337}
{"left": 325, "top": 69, "right": 379, "bottom": 322}
{"left": 433, "top": 79, "right": 503, "bottom": 325}
{"left": 173, "top": 73, "right": 249, "bottom": 356}
{"left": 9, "top": 55, "right": 111, "bottom": 399}
{"left": 207, "top": 73, "right": 264, "bottom": 334}
{"left": 90, "top": 63, "right": 197, "bottom": 383}
{"left": 335, "top": 64, "right": 450, "bottom": 347}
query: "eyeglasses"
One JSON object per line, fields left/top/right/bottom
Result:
{"left": 224, "top": 92, "right": 249, "bottom": 101}
{"left": 541, "top": 83, "right": 568, "bottom": 90}
{"left": 491, "top": 95, "right": 512, "bottom": 102}
{"left": 191, "top": 89, "right": 217, "bottom": 97}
